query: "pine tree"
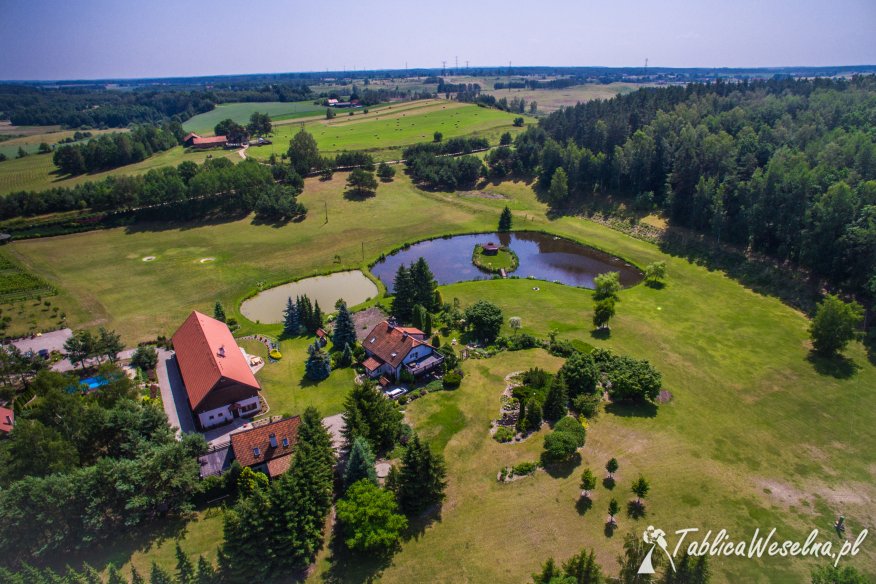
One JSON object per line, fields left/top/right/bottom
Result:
{"left": 424, "top": 312, "right": 433, "bottom": 336}
{"left": 342, "top": 380, "right": 403, "bottom": 452}
{"left": 338, "top": 343, "right": 354, "bottom": 367}
{"left": 344, "top": 436, "right": 378, "bottom": 489}
{"left": 150, "top": 562, "right": 175, "bottom": 584}
{"left": 131, "top": 567, "right": 146, "bottom": 584}
{"left": 397, "top": 434, "right": 447, "bottom": 515}
{"left": 332, "top": 301, "right": 357, "bottom": 349}
{"left": 522, "top": 397, "right": 543, "bottom": 432}
{"left": 176, "top": 543, "right": 195, "bottom": 584}
{"left": 304, "top": 341, "right": 331, "bottom": 381}
{"left": 498, "top": 206, "right": 513, "bottom": 231}
{"left": 282, "top": 297, "right": 300, "bottom": 337}
{"left": 411, "top": 304, "right": 425, "bottom": 330}
{"left": 312, "top": 300, "right": 324, "bottom": 332}
{"left": 194, "top": 556, "right": 218, "bottom": 584}
{"left": 221, "top": 488, "right": 274, "bottom": 582}
{"left": 562, "top": 548, "right": 604, "bottom": 584}
{"left": 410, "top": 257, "right": 438, "bottom": 310}
{"left": 391, "top": 264, "right": 415, "bottom": 321}
{"left": 213, "top": 301, "right": 226, "bottom": 323}
{"left": 542, "top": 370, "right": 569, "bottom": 422}
{"left": 298, "top": 295, "right": 314, "bottom": 332}
{"left": 107, "top": 565, "right": 127, "bottom": 584}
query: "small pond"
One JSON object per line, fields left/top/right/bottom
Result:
{"left": 371, "top": 231, "right": 642, "bottom": 292}
{"left": 240, "top": 270, "right": 378, "bottom": 324}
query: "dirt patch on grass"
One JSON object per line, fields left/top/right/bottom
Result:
{"left": 353, "top": 306, "right": 388, "bottom": 341}
{"left": 458, "top": 190, "right": 509, "bottom": 200}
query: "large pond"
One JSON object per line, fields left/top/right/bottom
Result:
{"left": 240, "top": 270, "right": 378, "bottom": 324}
{"left": 371, "top": 231, "right": 642, "bottom": 292}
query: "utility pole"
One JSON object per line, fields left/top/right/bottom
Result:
{"left": 324, "top": 201, "right": 328, "bottom": 224}
{"left": 361, "top": 241, "right": 365, "bottom": 262}
{"left": 442, "top": 60, "right": 446, "bottom": 76}
{"left": 455, "top": 56, "right": 458, "bottom": 75}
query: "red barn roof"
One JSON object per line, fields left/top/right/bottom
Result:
{"left": 192, "top": 135, "right": 228, "bottom": 146}
{"left": 171, "top": 311, "right": 260, "bottom": 411}
{"left": 231, "top": 416, "right": 300, "bottom": 477}
{"left": 0, "top": 407, "right": 13, "bottom": 434}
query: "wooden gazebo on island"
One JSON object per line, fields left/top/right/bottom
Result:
{"left": 482, "top": 242, "right": 500, "bottom": 255}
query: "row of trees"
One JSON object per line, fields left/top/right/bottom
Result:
{"left": 282, "top": 294, "right": 324, "bottom": 337}
{"left": 1, "top": 157, "right": 307, "bottom": 223}
{"left": 390, "top": 257, "right": 440, "bottom": 321}
{"left": 62, "top": 327, "right": 124, "bottom": 369}
{"left": 53, "top": 125, "right": 180, "bottom": 175}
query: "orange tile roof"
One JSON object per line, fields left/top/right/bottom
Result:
{"left": 396, "top": 326, "right": 425, "bottom": 336}
{"left": 172, "top": 311, "right": 260, "bottom": 411}
{"left": 0, "top": 407, "right": 13, "bottom": 434}
{"left": 266, "top": 456, "right": 293, "bottom": 478}
{"left": 363, "top": 321, "right": 433, "bottom": 369}
{"left": 231, "top": 416, "right": 300, "bottom": 472}
{"left": 362, "top": 356, "right": 381, "bottom": 371}
{"left": 192, "top": 135, "right": 228, "bottom": 145}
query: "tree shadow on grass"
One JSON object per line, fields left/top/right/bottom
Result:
{"left": 644, "top": 280, "right": 666, "bottom": 290}
{"left": 590, "top": 328, "right": 611, "bottom": 340}
{"left": 403, "top": 504, "right": 443, "bottom": 542}
{"left": 627, "top": 500, "right": 647, "bottom": 520}
{"left": 321, "top": 531, "right": 395, "bottom": 584}
{"left": 576, "top": 496, "right": 593, "bottom": 516}
{"left": 343, "top": 189, "right": 376, "bottom": 201}
{"left": 605, "top": 401, "right": 658, "bottom": 419}
{"left": 604, "top": 521, "right": 617, "bottom": 538}
{"left": 542, "top": 453, "right": 581, "bottom": 479}
{"left": 602, "top": 477, "right": 615, "bottom": 490}
{"left": 806, "top": 351, "right": 860, "bottom": 379}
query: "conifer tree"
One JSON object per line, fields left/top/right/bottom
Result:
{"left": 150, "top": 562, "right": 175, "bottom": 584}
{"left": 391, "top": 264, "right": 415, "bottom": 321}
{"left": 411, "top": 304, "right": 425, "bottom": 330}
{"left": 282, "top": 296, "right": 299, "bottom": 337}
{"left": 342, "top": 380, "right": 403, "bottom": 452}
{"left": 339, "top": 343, "right": 354, "bottom": 367}
{"left": 107, "top": 565, "right": 126, "bottom": 584}
{"left": 312, "top": 300, "right": 324, "bottom": 332}
{"left": 396, "top": 434, "right": 447, "bottom": 515}
{"left": 332, "top": 301, "right": 357, "bottom": 349}
{"left": 213, "top": 301, "right": 226, "bottom": 323}
{"left": 176, "top": 543, "right": 195, "bottom": 584}
{"left": 131, "top": 567, "right": 146, "bottom": 584}
{"left": 542, "top": 370, "right": 569, "bottom": 422}
{"left": 304, "top": 341, "right": 331, "bottom": 381}
{"left": 424, "top": 312, "right": 433, "bottom": 336}
{"left": 410, "top": 257, "right": 438, "bottom": 310}
{"left": 194, "top": 556, "right": 218, "bottom": 584}
{"left": 343, "top": 436, "right": 378, "bottom": 489}
{"left": 498, "top": 206, "right": 513, "bottom": 231}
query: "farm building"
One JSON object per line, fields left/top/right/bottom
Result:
{"left": 0, "top": 406, "right": 13, "bottom": 436}
{"left": 361, "top": 321, "right": 443, "bottom": 381}
{"left": 230, "top": 416, "right": 300, "bottom": 478}
{"left": 172, "top": 311, "right": 261, "bottom": 429}
{"left": 183, "top": 133, "right": 229, "bottom": 149}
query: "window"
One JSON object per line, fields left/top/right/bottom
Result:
{"left": 209, "top": 415, "right": 214, "bottom": 420}
{"left": 269, "top": 433, "right": 278, "bottom": 448}
{"left": 253, "top": 447, "right": 261, "bottom": 457}
{"left": 282, "top": 437, "right": 289, "bottom": 448}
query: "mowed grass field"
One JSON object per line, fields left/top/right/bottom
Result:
{"left": 483, "top": 82, "right": 646, "bottom": 113}
{"left": 247, "top": 100, "right": 527, "bottom": 161}
{"left": 0, "top": 127, "right": 124, "bottom": 159}
{"left": 7, "top": 169, "right": 876, "bottom": 582}
{"left": 182, "top": 101, "right": 326, "bottom": 134}
{"left": 0, "top": 145, "right": 239, "bottom": 196}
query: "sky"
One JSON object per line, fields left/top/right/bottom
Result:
{"left": 1, "top": 0, "right": 874, "bottom": 81}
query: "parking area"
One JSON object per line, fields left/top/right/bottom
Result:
{"left": 156, "top": 350, "right": 196, "bottom": 437}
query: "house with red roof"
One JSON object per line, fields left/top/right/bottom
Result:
{"left": 230, "top": 416, "right": 300, "bottom": 478}
{"left": 183, "top": 133, "right": 229, "bottom": 149}
{"left": 172, "top": 311, "right": 261, "bottom": 429}
{"left": 0, "top": 406, "right": 13, "bottom": 436}
{"left": 361, "top": 321, "right": 443, "bottom": 382}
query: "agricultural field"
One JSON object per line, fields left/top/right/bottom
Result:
{"left": 247, "top": 99, "right": 527, "bottom": 161}
{"left": 7, "top": 166, "right": 875, "bottom": 582}
{"left": 483, "top": 82, "right": 647, "bottom": 113}
{"left": 0, "top": 127, "right": 124, "bottom": 159}
{"left": 182, "top": 101, "right": 327, "bottom": 134}
{"left": 0, "top": 145, "right": 239, "bottom": 196}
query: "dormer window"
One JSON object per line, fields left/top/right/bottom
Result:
{"left": 253, "top": 446, "right": 261, "bottom": 457}
{"left": 282, "top": 437, "right": 289, "bottom": 448}
{"left": 370, "top": 337, "right": 376, "bottom": 343}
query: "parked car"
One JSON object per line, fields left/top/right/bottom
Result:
{"left": 385, "top": 387, "right": 407, "bottom": 400}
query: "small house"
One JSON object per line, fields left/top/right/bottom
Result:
{"left": 315, "top": 328, "right": 328, "bottom": 346}
{"left": 361, "top": 321, "right": 443, "bottom": 382}
{"left": 0, "top": 406, "right": 13, "bottom": 436}
{"left": 230, "top": 416, "right": 300, "bottom": 478}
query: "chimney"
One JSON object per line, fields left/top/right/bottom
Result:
{"left": 402, "top": 332, "right": 409, "bottom": 340}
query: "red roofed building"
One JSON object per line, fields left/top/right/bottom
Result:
{"left": 172, "top": 311, "right": 261, "bottom": 429}
{"left": 0, "top": 406, "right": 13, "bottom": 436}
{"left": 230, "top": 416, "right": 300, "bottom": 478}
{"left": 361, "top": 321, "right": 443, "bottom": 381}
{"left": 183, "top": 133, "right": 229, "bottom": 149}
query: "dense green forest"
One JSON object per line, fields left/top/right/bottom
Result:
{"left": 52, "top": 124, "right": 182, "bottom": 175}
{"left": 488, "top": 76, "right": 876, "bottom": 299}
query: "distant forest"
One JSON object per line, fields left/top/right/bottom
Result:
{"left": 487, "top": 76, "right": 876, "bottom": 299}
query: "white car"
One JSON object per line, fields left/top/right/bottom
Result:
{"left": 385, "top": 387, "right": 407, "bottom": 400}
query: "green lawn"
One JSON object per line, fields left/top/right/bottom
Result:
{"left": 6, "top": 167, "right": 875, "bottom": 582}
{"left": 0, "top": 145, "right": 239, "bottom": 196}
{"left": 239, "top": 337, "right": 355, "bottom": 419}
{"left": 182, "top": 101, "right": 326, "bottom": 135}
{"left": 246, "top": 100, "right": 527, "bottom": 161}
